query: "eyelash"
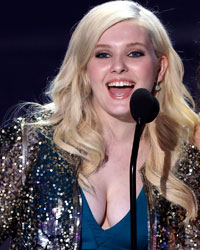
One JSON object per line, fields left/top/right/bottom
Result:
{"left": 128, "top": 51, "right": 145, "bottom": 57}
{"left": 95, "top": 50, "right": 145, "bottom": 59}
{"left": 95, "top": 52, "right": 111, "bottom": 58}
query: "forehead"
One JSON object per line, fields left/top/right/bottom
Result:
{"left": 97, "top": 20, "right": 150, "bottom": 45}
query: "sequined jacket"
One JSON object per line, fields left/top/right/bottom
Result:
{"left": 0, "top": 118, "right": 200, "bottom": 249}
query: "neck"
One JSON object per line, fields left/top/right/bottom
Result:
{"left": 100, "top": 114, "right": 136, "bottom": 145}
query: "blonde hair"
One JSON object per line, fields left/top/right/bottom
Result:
{"left": 35, "top": 1, "right": 199, "bottom": 222}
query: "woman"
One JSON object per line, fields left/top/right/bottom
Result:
{"left": 0, "top": 1, "right": 199, "bottom": 249}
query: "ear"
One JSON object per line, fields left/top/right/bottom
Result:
{"left": 157, "top": 56, "right": 168, "bottom": 83}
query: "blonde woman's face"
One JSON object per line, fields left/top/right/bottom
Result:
{"left": 86, "top": 20, "right": 166, "bottom": 121}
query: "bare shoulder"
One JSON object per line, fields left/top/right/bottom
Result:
{"left": 194, "top": 124, "right": 200, "bottom": 150}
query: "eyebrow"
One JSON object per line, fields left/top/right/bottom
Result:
{"left": 95, "top": 42, "right": 145, "bottom": 48}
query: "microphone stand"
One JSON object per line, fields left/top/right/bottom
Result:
{"left": 130, "top": 118, "right": 145, "bottom": 250}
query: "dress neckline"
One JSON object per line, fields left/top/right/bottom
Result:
{"left": 80, "top": 187, "right": 144, "bottom": 232}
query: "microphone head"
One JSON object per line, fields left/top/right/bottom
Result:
{"left": 130, "top": 88, "right": 160, "bottom": 123}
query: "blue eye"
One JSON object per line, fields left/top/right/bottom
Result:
{"left": 95, "top": 52, "right": 111, "bottom": 58}
{"left": 128, "top": 51, "right": 144, "bottom": 57}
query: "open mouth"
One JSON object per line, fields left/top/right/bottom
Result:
{"left": 107, "top": 81, "right": 135, "bottom": 98}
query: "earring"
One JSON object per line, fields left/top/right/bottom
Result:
{"left": 155, "top": 82, "right": 161, "bottom": 91}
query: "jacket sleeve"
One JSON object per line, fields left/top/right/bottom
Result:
{"left": 186, "top": 144, "right": 200, "bottom": 248}
{"left": 0, "top": 119, "right": 24, "bottom": 243}
{"left": 177, "top": 144, "right": 200, "bottom": 248}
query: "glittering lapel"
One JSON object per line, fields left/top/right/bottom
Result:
{"left": 141, "top": 144, "right": 200, "bottom": 249}
{"left": 0, "top": 118, "right": 82, "bottom": 249}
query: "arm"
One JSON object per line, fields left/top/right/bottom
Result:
{"left": 184, "top": 124, "right": 200, "bottom": 248}
{"left": 0, "top": 119, "right": 23, "bottom": 243}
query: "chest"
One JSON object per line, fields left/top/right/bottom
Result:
{"left": 82, "top": 143, "right": 148, "bottom": 229}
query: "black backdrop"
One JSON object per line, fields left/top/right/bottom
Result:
{"left": 1, "top": 0, "right": 200, "bottom": 124}
{"left": 0, "top": 0, "right": 200, "bottom": 248}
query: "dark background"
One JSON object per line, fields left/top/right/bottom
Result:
{"left": 0, "top": 0, "right": 200, "bottom": 248}
{"left": 1, "top": 0, "right": 200, "bottom": 124}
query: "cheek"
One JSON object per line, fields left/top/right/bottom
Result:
{"left": 134, "top": 61, "right": 158, "bottom": 91}
{"left": 133, "top": 62, "right": 157, "bottom": 81}
{"left": 87, "top": 58, "right": 110, "bottom": 82}
{"left": 86, "top": 61, "right": 101, "bottom": 84}
{"left": 143, "top": 59, "right": 159, "bottom": 81}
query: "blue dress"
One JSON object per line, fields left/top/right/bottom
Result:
{"left": 81, "top": 188, "right": 148, "bottom": 249}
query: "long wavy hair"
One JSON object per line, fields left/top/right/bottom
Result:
{"left": 34, "top": 0, "right": 199, "bottom": 223}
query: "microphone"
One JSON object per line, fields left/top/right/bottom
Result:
{"left": 130, "top": 88, "right": 160, "bottom": 124}
{"left": 129, "top": 88, "right": 159, "bottom": 250}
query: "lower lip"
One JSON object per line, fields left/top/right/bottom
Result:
{"left": 108, "top": 87, "right": 134, "bottom": 99}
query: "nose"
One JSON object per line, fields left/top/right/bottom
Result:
{"left": 110, "top": 55, "right": 128, "bottom": 74}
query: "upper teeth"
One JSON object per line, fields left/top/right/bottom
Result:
{"left": 108, "top": 81, "right": 134, "bottom": 87}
